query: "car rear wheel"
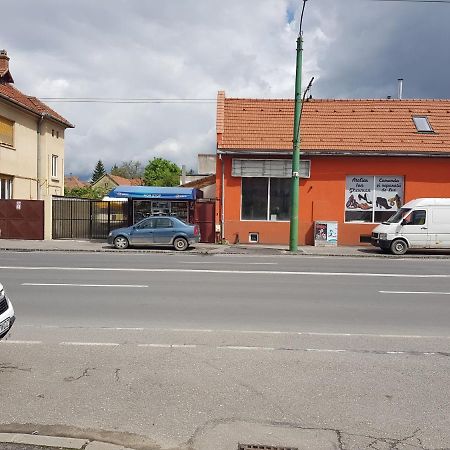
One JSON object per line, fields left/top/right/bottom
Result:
{"left": 390, "top": 239, "right": 408, "bottom": 255}
{"left": 114, "top": 235, "right": 129, "bottom": 249}
{"left": 173, "top": 237, "right": 188, "bottom": 251}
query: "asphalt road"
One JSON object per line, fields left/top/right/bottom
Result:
{"left": 0, "top": 251, "right": 449, "bottom": 450}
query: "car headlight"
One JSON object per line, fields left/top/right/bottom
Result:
{"left": 108, "top": 232, "right": 112, "bottom": 237}
{"left": 0, "top": 289, "right": 4, "bottom": 299}
{"left": 379, "top": 233, "right": 387, "bottom": 240}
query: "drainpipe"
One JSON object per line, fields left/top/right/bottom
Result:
{"left": 37, "top": 114, "right": 45, "bottom": 200}
{"left": 219, "top": 154, "right": 225, "bottom": 241}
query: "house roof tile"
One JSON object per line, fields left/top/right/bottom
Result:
{"left": 217, "top": 95, "right": 450, "bottom": 154}
{"left": 0, "top": 83, "right": 73, "bottom": 128}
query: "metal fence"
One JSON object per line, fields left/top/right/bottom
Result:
{"left": 52, "top": 197, "right": 129, "bottom": 239}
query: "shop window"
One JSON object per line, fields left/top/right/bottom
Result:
{"left": 0, "top": 115, "right": 14, "bottom": 147}
{"left": 242, "top": 177, "right": 290, "bottom": 221}
{"left": 345, "top": 176, "right": 404, "bottom": 223}
{"left": 0, "top": 176, "right": 13, "bottom": 199}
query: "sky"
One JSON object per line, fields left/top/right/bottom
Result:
{"left": 2, "top": 0, "right": 450, "bottom": 179}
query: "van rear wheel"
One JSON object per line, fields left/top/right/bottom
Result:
{"left": 390, "top": 239, "right": 408, "bottom": 255}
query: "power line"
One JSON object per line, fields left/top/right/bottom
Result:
{"left": 40, "top": 97, "right": 216, "bottom": 104}
{"left": 370, "top": 0, "right": 450, "bottom": 3}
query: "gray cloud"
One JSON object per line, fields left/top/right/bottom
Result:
{"left": 1, "top": 0, "right": 449, "bottom": 178}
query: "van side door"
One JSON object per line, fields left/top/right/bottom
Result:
{"left": 400, "top": 209, "right": 429, "bottom": 248}
{"left": 429, "top": 207, "right": 450, "bottom": 248}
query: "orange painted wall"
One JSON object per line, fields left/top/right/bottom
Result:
{"left": 216, "top": 155, "right": 450, "bottom": 245}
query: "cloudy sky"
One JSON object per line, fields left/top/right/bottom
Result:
{"left": 2, "top": 0, "right": 450, "bottom": 179}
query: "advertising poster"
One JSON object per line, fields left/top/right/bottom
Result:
{"left": 345, "top": 175, "right": 404, "bottom": 223}
{"left": 345, "top": 176, "right": 373, "bottom": 211}
{"left": 374, "top": 176, "right": 404, "bottom": 211}
{"left": 327, "top": 222, "right": 337, "bottom": 243}
{"left": 315, "top": 223, "right": 327, "bottom": 241}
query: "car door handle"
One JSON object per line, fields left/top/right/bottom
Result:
{"left": 421, "top": 227, "right": 428, "bottom": 230}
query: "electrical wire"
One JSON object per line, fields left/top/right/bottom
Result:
{"left": 40, "top": 98, "right": 216, "bottom": 104}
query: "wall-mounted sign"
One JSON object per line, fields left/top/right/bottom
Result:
{"left": 345, "top": 175, "right": 404, "bottom": 223}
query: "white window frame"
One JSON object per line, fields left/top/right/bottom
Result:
{"left": 51, "top": 155, "right": 58, "bottom": 179}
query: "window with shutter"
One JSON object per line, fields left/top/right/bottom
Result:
{"left": 0, "top": 115, "right": 14, "bottom": 147}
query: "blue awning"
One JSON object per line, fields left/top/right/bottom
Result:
{"left": 106, "top": 186, "right": 200, "bottom": 200}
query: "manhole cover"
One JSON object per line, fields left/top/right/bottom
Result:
{"left": 238, "top": 445, "right": 298, "bottom": 450}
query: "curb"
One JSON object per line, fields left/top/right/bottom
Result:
{"left": 0, "top": 433, "right": 135, "bottom": 450}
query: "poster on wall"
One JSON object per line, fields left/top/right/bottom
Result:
{"left": 374, "top": 176, "right": 403, "bottom": 210}
{"left": 345, "top": 176, "right": 404, "bottom": 223}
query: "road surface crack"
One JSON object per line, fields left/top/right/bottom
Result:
{"left": 64, "top": 367, "right": 95, "bottom": 382}
{"left": 0, "top": 363, "right": 31, "bottom": 373}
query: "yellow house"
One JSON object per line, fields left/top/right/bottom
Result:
{"left": 0, "top": 50, "right": 73, "bottom": 238}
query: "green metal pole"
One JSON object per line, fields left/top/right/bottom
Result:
{"left": 289, "top": 33, "right": 303, "bottom": 252}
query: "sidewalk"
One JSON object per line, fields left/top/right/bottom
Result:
{"left": 1, "top": 238, "right": 450, "bottom": 258}
{"left": 0, "top": 433, "right": 136, "bottom": 450}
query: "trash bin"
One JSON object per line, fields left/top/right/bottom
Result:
{"left": 314, "top": 221, "right": 338, "bottom": 246}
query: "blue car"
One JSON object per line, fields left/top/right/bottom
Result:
{"left": 107, "top": 216, "right": 200, "bottom": 251}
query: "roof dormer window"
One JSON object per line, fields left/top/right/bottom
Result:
{"left": 412, "top": 116, "right": 434, "bottom": 133}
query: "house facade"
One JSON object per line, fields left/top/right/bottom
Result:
{"left": 0, "top": 50, "right": 73, "bottom": 238}
{"left": 215, "top": 91, "right": 450, "bottom": 246}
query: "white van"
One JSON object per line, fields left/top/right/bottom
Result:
{"left": 0, "top": 282, "right": 15, "bottom": 340}
{"left": 371, "top": 198, "right": 450, "bottom": 255}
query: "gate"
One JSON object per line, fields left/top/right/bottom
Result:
{"left": 0, "top": 199, "right": 44, "bottom": 240}
{"left": 194, "top": 200, "right": 215, "bottom": 243}
{"left": 52, "top": 197, "right": 129, "bottom": 239}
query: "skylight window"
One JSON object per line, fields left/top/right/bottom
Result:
{"left": 412, "top": 116, "right": 434, "bottom": 133}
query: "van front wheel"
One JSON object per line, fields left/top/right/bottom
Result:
{"left": 390, "top": 239, "right": 408, "bottom": 255}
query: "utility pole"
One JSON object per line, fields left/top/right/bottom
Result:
{"left": 289, "top": 0, "right": 307, "bottom": 252}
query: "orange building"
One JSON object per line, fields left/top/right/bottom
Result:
{"left": 215, "top": 91, "right": 450, "bottom": 246}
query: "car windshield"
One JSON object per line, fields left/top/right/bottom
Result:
{"left": 384, "top": 208, "right": 411, "bottom": 224}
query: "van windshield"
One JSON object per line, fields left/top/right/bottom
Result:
{"left": 384, "top": 208, "right": 411, "bottom": 224}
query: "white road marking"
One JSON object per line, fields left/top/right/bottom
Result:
{"left": 59, "top": 342, "right": 120, "bottom": 346}
{"left": 18, "top": 324, "right": 450, "bottom": 339}
{"left": 1, "top": 340, "right": 42, "bottom": 345}
{"left": 22, "top": 283, "right": 148, "bottom": 288}
{"left": 2, "top": 266, "right": 450, "bottom": 278}
{"left": 380, "top": 290, "right": 450, "bottom": 295}
{"left": 180, "top": 261, "right": 278, "bottom": 265}
{"left": 218, "top": 345, "right": 275, "bottom": 351}
{"left": 138, "top": 344, "right": 197, "bottom": 348}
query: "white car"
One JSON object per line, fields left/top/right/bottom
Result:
{"left": 0, "top": 282, "right": 15, "bottom": 340}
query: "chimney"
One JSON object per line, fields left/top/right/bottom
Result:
{"left": 397, "top": 78, "right": 403, "bottom": 100}
{"left": 0, "top": 50, "right": 14, "bottom": 83}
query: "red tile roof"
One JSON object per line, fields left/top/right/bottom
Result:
{"left": 217, "top": 94, "right": 450, "bottom": 155}
{"left": 64, "top": 176, "right": 88, "bottom": 189}
{"left": 109, "top": 175, "right": 143, "bottom": 186}
{"left": 0, "top": 83, "right": 73, "bottom": 128}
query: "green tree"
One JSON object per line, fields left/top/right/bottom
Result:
{"left": 91, "top": 160, "right": 106, "bottom": 183}
{"left": 111, "top": 160, "right": 143, "bottom": 179}
{"left": 143, "top": 157, "right": 181, "bottom": 187}
{"left": 64, "top": 185, "right": 108, "bottom": 199}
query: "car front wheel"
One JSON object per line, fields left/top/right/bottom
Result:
{"left": 114, "top": 235, "right": 129, "bottom": 250}
{"left": 173, "top": 237, "right": 188, "bottom": 251}
{"left": 390, "top": 239, "right": 408, "bottom": 255}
